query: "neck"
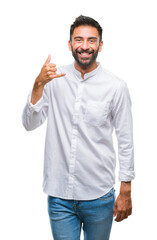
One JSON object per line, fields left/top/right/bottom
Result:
{"left": 74, "top": 61, "right": 98, "bottom": 79}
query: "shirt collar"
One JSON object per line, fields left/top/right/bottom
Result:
{"left": 71, "top": 62, "right": 102, "bottom": 81}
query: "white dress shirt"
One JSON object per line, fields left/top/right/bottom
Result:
{"left": 22, "top": 62, "right": 135, "bottom": 200}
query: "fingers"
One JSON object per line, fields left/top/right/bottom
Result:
{"left": 113, "top": 202, "right": 125, "bottom": 222}
{"left": 114, "top": 208, "right": 132, "bottom": 222}
{"left": 44, "top": 55, "right": 57, "bottom": 68}
{"left": 38, "top": 55, "right": 66, "bottom": 84}
{"left": 46, "top": 66, "right": 57, "bottom": 73}
{"left": 45, "top": 65, "right": 66, "bottom": 78}
{"left": 49, "top": 63, "right": 56, "bottom": 68}
{"left": 45, "top": 54, "right": 51, "bottom": 65}
{"left": 114, "top": 211, "right": 128, "bottom": 222}
{"left": 53, "top": 73, "right": 66, "bottom": 79}
{"left": 113, "top": 196, "right": 132, "bottom": 222}
{"left": 113, "top": 202, "right": 117, "bottom": 218}
{"left": 127, "top": 208, "right": 132, "bottom": 217}
{"left": 45, "top": 69, "right": 66, "bottom": 81}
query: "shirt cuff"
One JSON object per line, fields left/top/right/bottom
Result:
{"left": 27, "top": 91, "right": 44, "bottom": 113}
{"left": 118, "top": 170, "right": 135, "bottom": 182}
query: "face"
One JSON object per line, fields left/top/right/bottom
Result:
{"left": 69, "top": 25, "right": 103, "bottom": 70}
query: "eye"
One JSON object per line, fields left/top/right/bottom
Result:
{"left": 74, "top": 38, "right": 82, "bottom": 43}
{"left": 89, "top": 39, "right": 96, "bottom": 43}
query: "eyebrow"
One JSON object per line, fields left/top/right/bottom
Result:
{"left": 74, "top": 36, "right": 98, "bottom": 40}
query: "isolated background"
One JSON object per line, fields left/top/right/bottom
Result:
{"left": 0, "top": 0, "right": 157, "bottom": 239}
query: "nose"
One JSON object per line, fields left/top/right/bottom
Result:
{"left": 81, "top": 40, "right": 89, "bottom": 50}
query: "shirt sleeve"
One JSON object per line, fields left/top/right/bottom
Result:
{"left": 112, "top": 81, "right": 135, "bottom": 182}
{"left": 22, "top": 84, "right": 49, "bottom": 131}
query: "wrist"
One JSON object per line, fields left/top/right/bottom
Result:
{"left": 31, "top": 77, "right": 45, "bottom": 105}
{"left": 34, "top": 75, "right": 45, "bottom": 89}
{"left": 120, "top": 181, "right": 131, "bottom": 197}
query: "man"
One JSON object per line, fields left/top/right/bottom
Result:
{"left": 22, "top": 15, "right": 135, "bottom": 240}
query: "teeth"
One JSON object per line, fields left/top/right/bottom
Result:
{"left": 81, "top": 53, "right": 89, "bottom": 55}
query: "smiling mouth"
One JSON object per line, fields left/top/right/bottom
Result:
{"left": 77, "top": 51, "right": 93, "bottom": 58}
{"left": 79, "top": 52, "right": 90, "bottom": 56}
{"left": 79, "top": 53, "right": 90, "bottom": 58}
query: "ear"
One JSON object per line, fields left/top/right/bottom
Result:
{"left": 98, "top": 41, "right": 103, "bottom": 52}
{"left": 68, "top": 40, "right": 72, "bottom": 51}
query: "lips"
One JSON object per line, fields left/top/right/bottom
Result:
{"left": 79, "top": 52, "right": 90, "bottom": 57}
{"left": 77, "top": 50, "right": 93, "bottom": 54}
{"left": 76, "top": 50, "right": 94, "bottom": 58}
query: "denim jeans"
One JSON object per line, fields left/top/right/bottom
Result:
{"left": 48, "top": 188, "right": 115, "bottom": 240}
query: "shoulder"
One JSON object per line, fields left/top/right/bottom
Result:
{"left": 100, "top": 66, "right": 127, "bottom": 91}
{"left": 101, "top": 67, "right": 125, "bottom": 85}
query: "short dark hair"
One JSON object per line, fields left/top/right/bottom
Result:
{"left": 70, "top": 15, "right": 103, "bottom": 42}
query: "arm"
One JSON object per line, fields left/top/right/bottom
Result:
{"left": 22, "top": 54, "right": 66, "bottom": 130}
{"left": 112, "top": 81, "right": 135, "bottom": 222}
{"left": 31, "top": 54, "right": 65, "bottom": 105}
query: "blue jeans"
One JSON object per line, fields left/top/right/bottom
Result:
{"left": 47, "top": 188, "right": 115, "bottom": 240}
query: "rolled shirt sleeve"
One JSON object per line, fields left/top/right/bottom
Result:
{"left": 22, "top": 84, "right": 49, "bottom": 131}
{"left": 112, "top": 81, "right": 135, "bottom": 182}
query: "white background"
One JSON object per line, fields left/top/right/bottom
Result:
{"left": 0, "top": 0, "right": 157, "bottom": 239}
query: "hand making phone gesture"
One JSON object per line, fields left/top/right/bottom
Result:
{"left": 31, "top": 55, "right": 66, "bottom": 104}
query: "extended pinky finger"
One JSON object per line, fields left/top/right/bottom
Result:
{"left": 53, "top": 73, "right": 66, "bottom": 78}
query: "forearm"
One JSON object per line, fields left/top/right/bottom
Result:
{"left": 120, "top": 181, "right": 131, "bottom": 197}
{"left": 31, "top": 76, "right": 45, "bottom": 105}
